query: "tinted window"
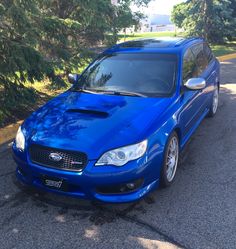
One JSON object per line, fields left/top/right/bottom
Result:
{"left": 191, "top": 43, "right": 208, "bottom": 75}
{"left": 182, "top": 48, "right": 198, "bottom": 83}
{"left": 75, "top": 53, "right": 177, "bottom": 97}
{"left": 204, "top": 43, "right": 214, "bottom": 63}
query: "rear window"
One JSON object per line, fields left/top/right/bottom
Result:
{"left": 191, "top": 43, "right": 208, "bottom": 75}
{"left": 203, "top": 43, "right": 214, "bottom": 63}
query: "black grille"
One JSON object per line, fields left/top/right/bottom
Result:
{"left": 29, "top": 144, "right": 87, "bottom": 171}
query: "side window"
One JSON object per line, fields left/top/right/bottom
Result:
{"left": 182, "top": 48, "right": 198, "bottom": 83}
{"left": 191, "top": 43, "right": 208, "bottom": 75}
{"left": 204, "top": 43, "right": 214, "bottom": 63}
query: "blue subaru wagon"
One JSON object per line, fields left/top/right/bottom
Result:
{"left": 12, "top": 37, "right": 220, "bottom": 203}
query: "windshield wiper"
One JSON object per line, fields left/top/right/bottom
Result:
{"left": 102, "top": 90, "right": 147, "bottom": 97}
{"left": 115, "top": 91, "right": 147, "bottom": 98}
{"left": 71, "top": 88, "right": 147, "bottom": 97}
{"left": 71, "top": 88, "right": 100, "bottom": 94}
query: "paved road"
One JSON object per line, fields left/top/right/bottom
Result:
{"left": 0, "top": 60, "right": 236, "bottom": 249}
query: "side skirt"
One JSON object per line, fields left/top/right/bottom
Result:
{"left": 180, "top": 108, "right": 209, "bottom": 151}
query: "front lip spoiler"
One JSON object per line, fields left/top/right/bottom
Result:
{"left": 94, "top": 180, "right": 158, "bottom": 203}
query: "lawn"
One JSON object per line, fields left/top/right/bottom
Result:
{"left": 118, "top": 31, "right": 178, "bottom": 42}
{"left": 211, "top": 41, "right": 236, "bottom": 57}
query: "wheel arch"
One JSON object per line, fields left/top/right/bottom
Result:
{"left": 173, "top": 127, "right": 182, "bottom": 145}
{"left": 217, "top": 81, "right": 220, "bottom": 91}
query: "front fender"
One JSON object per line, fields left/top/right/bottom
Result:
{"left": 146, "top": 112, "right": 180, "bottom": 179}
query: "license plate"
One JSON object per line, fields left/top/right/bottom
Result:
{"left": 41, "top": 175, "right": 67, "bottom": 191}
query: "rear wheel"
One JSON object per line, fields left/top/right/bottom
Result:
{"left": 160, "top": 132, "right": 179, "bottom": 187}
{"left": 208, "top": 86, "right": 219, "bottom": 117}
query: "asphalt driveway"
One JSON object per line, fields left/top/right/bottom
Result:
{"left": 0, "top": 60, "right": 236, "bottom": 249}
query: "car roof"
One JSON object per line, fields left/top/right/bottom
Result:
{"left": 104, "top": 37, "right": 204, "bottom": 54}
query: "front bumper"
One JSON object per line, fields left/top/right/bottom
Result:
{"left": 12, "top": 144, "right": 161, "bottom": 203}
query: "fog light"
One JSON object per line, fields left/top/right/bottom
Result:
{"left": 97, "top": 178, "right": 144, "bottom": 194}
{"left": 17, "top": 167, "right": 26, "bottom": 177}
{"left": 126, "top": 183, "right": 135, "bottom": 190}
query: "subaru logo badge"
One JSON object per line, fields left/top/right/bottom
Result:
{"left": 49, "top": 152, "right": 62, "bottom": 162}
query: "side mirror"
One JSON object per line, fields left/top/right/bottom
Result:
{"left": 184, "top": 78, "right": 206, "bottom": 90}
{"left": 68, "top": 73, "right": 80, "bottom": 84}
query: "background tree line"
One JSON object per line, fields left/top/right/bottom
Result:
{"left": 171, "top": 0, "right": 236, "bottom": 43}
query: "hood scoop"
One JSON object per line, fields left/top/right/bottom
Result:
{"left": 65, "top": 108, "right": 109, "bottom": 118}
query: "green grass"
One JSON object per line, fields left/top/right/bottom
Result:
{"left": 211, "top": 41, "right": 236, "bottom": 57}
{"left": 24, "top": 79, "right": 69, "bottom": 97}
{"left": 118, "top": 31, "right": 179, "bottom": 42}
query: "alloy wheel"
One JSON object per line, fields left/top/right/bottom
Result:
{"left": 166, "top": 136, "right": 179, "bottom": 182}
{"left": 212, "top": 88, "right": 219, "bottom": 114}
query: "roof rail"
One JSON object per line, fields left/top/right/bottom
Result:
{"left": 174, "top": 37, "right": 203, "bottom": 47}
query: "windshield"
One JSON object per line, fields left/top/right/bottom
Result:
{"left": 74, "top": 53, "right": 178, "bottom": 97}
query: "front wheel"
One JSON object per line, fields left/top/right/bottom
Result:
{"left": 208, "top": 86, "right": 219, "bottom": 117}
{"left": 160, "top": 132, "right": 179, "bottom": 187}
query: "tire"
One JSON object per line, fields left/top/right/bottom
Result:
{"left": 208, "top": 86, "right": 219, "bottom": 117}
{"left": 160, "top": 132, "right": 179, "bottom": 188}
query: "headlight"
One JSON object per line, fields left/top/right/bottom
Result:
{"left": 95, "top": 140, "right": 147, "bottom": 167}
{"left": 15, "top": 126, "right": 25, "bottom": 151}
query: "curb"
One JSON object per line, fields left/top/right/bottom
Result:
{"left": 217, "top": 53, "right": 236, "bottom": 62}
{"left": 0, "top": 140, "right": 13, "bottom": 154}
{"left": 1, "top": 52, "right": 236, "bottom": 147}
{"left": 0, "top": 120, "right": 23, "bottom": 146}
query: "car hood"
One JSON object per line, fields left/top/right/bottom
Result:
{"left": 23, "top": 91, "right": 172, "bottom": 159}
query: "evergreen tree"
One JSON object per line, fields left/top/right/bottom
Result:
{"left": 0, "top": 0, "right": 150, "bottom": 124}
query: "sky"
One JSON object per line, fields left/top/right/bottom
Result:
{"left": 134, "top": 0, "right": 185, "bottom": 16}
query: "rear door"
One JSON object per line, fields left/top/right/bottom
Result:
{"left": 191, "top": 43, "right": 217, "bottom": 107}
{"left": 179, "top": 43, "right": 209, "bottom": 138}
{"left": 202, "top": 43, "right": 219, "bottom": 100}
